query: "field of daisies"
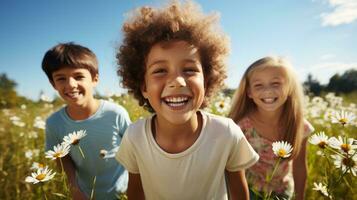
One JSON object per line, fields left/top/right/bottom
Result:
{"left": 0, "top": 92, "right": 355, "bottom": 200}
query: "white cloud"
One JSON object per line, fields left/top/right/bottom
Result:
{"left": 307, "top": 61, "right": 357, "bottom": 83}
{"left": 319, "top": 54, "right": 336, "bottom": 60}
{"left": 311, "top": 61, "right": 357, "bottom": 70}
{"left": 320, "top": 0, "right": 357, "bottom": 26}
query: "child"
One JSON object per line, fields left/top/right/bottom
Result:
{"left": 229, "top": 56, "right": 314, "bottom": 200}
{"left": 42, "top": 42, "right": 131, "bottom": 200}
{"left": 115, "top": 1, "right": 259, "bottom": 199}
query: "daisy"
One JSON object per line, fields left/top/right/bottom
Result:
{"left": 63, "top": 130, "right": 87, "bottom": 159}
{"left": 309, "top": 132, "right": 330, "bottom": 149}
{"left": 25, "top": 150, "right": 33, "bottom": 160}
{"left": 33, "top": 117, "right": 46, "bottom": 130}
{"left": 328, "top": 136, "right": 357, "bottom": 154}
{"left": 99, "top": 147, "right": 119, "bottom": 159}
{"left": 63, "top": 130, "right": 87, "bottom": 145}
{"left": 214, "top": 96, "right": 231, "bottom": 114}
{"left": 312, "top": 182, "right": 329, "bottom": 197}
{"left": 331, "top": 154, "right": 357, "bottom": 176}
{"left": 331, "top": 110, "right": 355, "bottom": 126}
{"left": 45, "top": 143, "right": 70, "bottom": 160}
{"left": 272, "top": 141, "right": 293, "bottom": 159}
{"left": 31, "top": 162, "right": 46, "bottom": 170}
{"left": 25, "top": 167, "right": 56, "bottom": 184}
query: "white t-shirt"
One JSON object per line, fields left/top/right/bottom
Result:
{"left": 116, "top": 111, "right": 259, "bottom": 200}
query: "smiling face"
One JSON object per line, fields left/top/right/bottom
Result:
{"left": 52, "top": 67, "right": 98, "bottom": 108}
{"left": 248, "top": 67, "right": 289, "bottom": 113}
{"left": 142, "top": 41, "right": 205, "bottom": 125}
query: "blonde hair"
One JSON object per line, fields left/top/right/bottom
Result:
{"left": 228, "top": 56, "right": 304, "bottom": 158}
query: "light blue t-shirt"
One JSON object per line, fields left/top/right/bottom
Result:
{"left": 45, "top": 100, "right": 131, "bottom": 199}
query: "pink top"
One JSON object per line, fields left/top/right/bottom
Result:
{"left": 238, "top": 117, "right": 314, "bottom": 195}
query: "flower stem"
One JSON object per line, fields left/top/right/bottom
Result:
{"left": 264, "top": 158, "right": 281, "bottom": 200}
{"left": 78, "top": 145, "right": 85, "bottom": 159}
{"left": 58, "top": 158, "right": 69, "bottom": 195}
{"left": 90, "top": 176, "right": 96, "bottom": 200}
{"left": 41, "top": 184, "right": 48, "bottom": 200}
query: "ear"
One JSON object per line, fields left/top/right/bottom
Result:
{"left": 247, "top": 87, "right": 252, "bottom": 98}
{"left": 141, "top": 82, "right": 148, "bottom": 99}
{"left": 92, "top": 74, "right": 99, "bottom": 86}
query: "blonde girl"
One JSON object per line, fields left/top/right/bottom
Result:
{"left": 229, "top": 56, "right": 314, "bottom": 200}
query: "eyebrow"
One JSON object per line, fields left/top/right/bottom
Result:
{"left": 53, "top": 71, "right": 84, "bottom": 78}
{"left": 147, "top": 58, "right": 199, "bottom": 69}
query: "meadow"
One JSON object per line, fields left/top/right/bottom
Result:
{"left": 0, "top": 92, "right": 355, "bottom": 200}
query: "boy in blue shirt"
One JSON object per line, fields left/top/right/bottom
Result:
{"left": 42, "top": 42, "right": 131, "bottom": 199}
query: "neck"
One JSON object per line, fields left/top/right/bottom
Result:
{"left": 254, "top": 107, "right": 282, "bottom": 125}
{"left": 66, "top": 98, "right": 100, "bottom": 120}
{"left": 152, "top": 112, "right": 203, "bottom": 154}
{"left": 154, "top": 112, "right": 201, "bottom": 139}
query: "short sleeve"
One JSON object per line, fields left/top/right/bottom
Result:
{"left": 226, "top": 120, "right": 259, "bottom": 172}
{"left": 116, "top": 106, "right": 131, "bottom": 138}
{"left": 115, "top": 129, "right": 139, "bottom": 174}
{"left": 45, "top": 118, "right": 61, "bottom": 151}
{"left": 303, "top": 119, "right": 314, "bottom": 138}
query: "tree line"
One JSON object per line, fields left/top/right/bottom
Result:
{"left": 303, "top": 69, "right": 357, "bottom": 96}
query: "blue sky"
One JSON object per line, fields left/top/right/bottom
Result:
{"left": 0, "top": 0, "right": 356, "bottom": 100}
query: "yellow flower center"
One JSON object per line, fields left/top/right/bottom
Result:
{"left": 342, "top": 157, "right": 355, "bottom": 168}
{"left": 219, "top": 102, "right": 225, "bottom": 109}
{"left": 339, "top": 118, "right": 347, "bottom": 125}
{"left": 38, "top": 163, "right": 45, "bottom": 168}
{"left": 72, "top": 139, "right": 79, "bottom": 145}
{"left": 278, "top": 149, "right": 286, "bottom": 157}
{"left": 318, "top": 141, "right": 327, "bottom": 149}
{"left": 341, "top": 144, "right": 350, "bottom": 153}
{"left": 36, "top": 173, "right": 46, "bottom": 181}
{"left": 53, "top": 152, "right": 62, "bottom": 158}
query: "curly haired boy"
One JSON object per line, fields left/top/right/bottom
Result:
{"left": 115, "top": 1, "right": 259, "bottom": 199}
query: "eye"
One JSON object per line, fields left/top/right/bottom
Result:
{"left": 55, "top": 77, "right": 66, "bottom": 82}
{"left": 75, "top": 75, "right": 85, "bottom": 80}
{"left": 272, "top": 82, "right": 281, "bottom": 87}
{"left": 253, "top": 84, "right": 262, "bottom": 89}
{"left": 183, "top": 66, "right": 200, "bottom": 75}
{"left": 152, "top": 68, "right": 166, "bottom": 74}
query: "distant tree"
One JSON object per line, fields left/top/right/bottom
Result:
{"left": 327, "top": 69, "right": 357, "bottom": 94}
{"left": 0, "top": 73, "right": 19, "bottom": 108}
{"left": 303, "top": 73, "right": 324, "bottom": 95}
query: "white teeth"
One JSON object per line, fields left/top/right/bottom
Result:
{"left": 164, "top": 96, "right": 188, "bottom": 103}
{"left": 67, "top": 91, "right": 81, "bottom": 98}
{"left": 167, "top": 102, "right": 186, "bottom": 107}
{"left": 262, "top": 98, "right": 275, "bottom": 103}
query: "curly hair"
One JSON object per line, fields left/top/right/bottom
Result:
{"left": 116, "top": 0, "right": 230, "bottom": 112}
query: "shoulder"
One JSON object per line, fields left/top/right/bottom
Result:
{"left": 125, "top": 117, "right": 147, "bottom": 139}
{"left": 203, "top": 112, "right": 244, "bottom": 139}
{"left": 46, "top": 106, "right": 65, "bottom": 125}
{"left": 101, "top": 100, "right": 128, "bottom": 114}
{"left": 237, "top": 116, "right": 253, "bottom": 132}
{"left": 303, "top": 119, "right": 314, "bottom": 137}
{"left": 100, "top": 100, "right": 130, "bottom": 120}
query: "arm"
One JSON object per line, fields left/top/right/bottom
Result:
{"left": 292, "top": 137, "right": 308, "bottom": 200}
{"left": 226, "top": 170, "right": 249, "bottom": 200}
{"left": 58, "top": 155, "right": 88, "bottom": 200}
{"left": 127, "top": 172, "right": 145, "bottom": 200}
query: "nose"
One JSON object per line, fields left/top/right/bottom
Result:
{"left": 67, "top": 77, "right": 77, "bottom": 88}
{"left": 168, "top": 74, "right": 186, "bottom": 88}
{"left": 262, "top": 85, "right": 273, "bottom": 94}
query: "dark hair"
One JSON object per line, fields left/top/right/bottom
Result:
{"left": 117, "top": 1, "right": 230, "bottom": 112}
{"left": 42, "top": 42, "right": 98, "bottom": 83}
